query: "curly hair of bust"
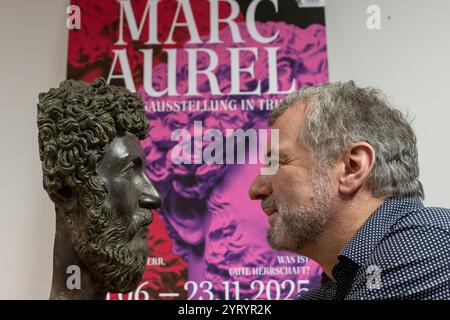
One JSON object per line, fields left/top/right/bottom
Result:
{"left": 37, "top": 77, "right": 148, "bottom": 202}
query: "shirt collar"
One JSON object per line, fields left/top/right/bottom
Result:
{"left": 338, "top": 196, "right": 424, "bottom": 266}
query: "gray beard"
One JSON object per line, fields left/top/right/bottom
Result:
{"left": 73, "top": 201, "right": 149, "bottom": 293}
{"left": 267, "top": 168, "right": 332, "bottom": 252}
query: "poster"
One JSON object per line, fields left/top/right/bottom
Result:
{"left": 67, "top": 0, "right": 328, "bottom": 300}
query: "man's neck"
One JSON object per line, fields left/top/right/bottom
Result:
{"left": 50, "top": 207, "right": 106, "bottom": 300}
{"left": 301, "top": 193, "right": 385, "bottom": 280}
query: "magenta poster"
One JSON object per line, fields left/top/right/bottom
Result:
{"left": 67, "top": 0, "right": 328, "bottom": 300}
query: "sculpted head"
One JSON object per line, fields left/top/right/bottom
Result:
{"left": 37, "top": 78, "right": 161, "bottom": 293}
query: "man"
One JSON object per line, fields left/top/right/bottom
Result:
{"left": 37, "top": 78, "right": 161, "bottom": 299}
{"left": 249, "top": 81, "right": 450, "bottom": 299}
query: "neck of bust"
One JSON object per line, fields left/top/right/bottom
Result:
{"left": 49, "top": 206, "right": 107, "bottom": 300}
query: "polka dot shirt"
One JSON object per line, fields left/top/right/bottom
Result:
{"left": 299, "top": 196, "right": 450, "bottom": 300}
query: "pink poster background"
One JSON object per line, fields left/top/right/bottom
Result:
{"left": 68, "top": 0, "right": 328, "bottom": 300}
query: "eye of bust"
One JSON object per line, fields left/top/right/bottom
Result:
{"left": 122, "top": 157, "right": 143, "bottom": 172}
{"left": 133, "top": 157, "right": 143, "bottom": 168}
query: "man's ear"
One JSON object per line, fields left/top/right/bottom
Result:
{"left": 338, "top": 142, "right": 376, "bottom": 195}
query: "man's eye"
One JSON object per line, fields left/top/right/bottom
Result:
{"left": 263, "top": 157, "right": 283, "bottom": 167}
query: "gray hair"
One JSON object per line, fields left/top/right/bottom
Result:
{"left": 270, "top": 81, "right": 424, "bottom": 199}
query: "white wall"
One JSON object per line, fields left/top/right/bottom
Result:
{"left": 0, "top": 0, "right": 68, "bottom": 299}
{"left": 325, "top": 0, "right": 450, "bottom": 208}
{"left": 0, "top": 0, "right": 449, "bottom": 299}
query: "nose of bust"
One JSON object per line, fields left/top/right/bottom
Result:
{"left": 139, "top": 174, "right": 162, "bottom": 210}
{"left": 139, "top": 187, "right": 161, "bottom": 210}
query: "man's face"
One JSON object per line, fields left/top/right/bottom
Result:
{"left": 249, "top": 102, "right": 334, "bottom": 253}
{"left": 74, "top": 132, "right": 161, "bottom": 292}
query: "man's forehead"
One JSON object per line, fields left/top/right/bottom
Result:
{"left": 270, "top": 101, "right": 311, "bottom": 149}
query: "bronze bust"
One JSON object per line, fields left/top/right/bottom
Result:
{"left": 37, "top": 78, "right": 161, "bottom": 299}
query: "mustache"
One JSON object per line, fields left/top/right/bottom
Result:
{"left": 137, "top": 209, "right": 153, "bottom": 227}
{"left": 262, "top": 197, "right": 277, "bottom": 212}
{"left": 128, "top": 209, "right": 153, "bottom": 236}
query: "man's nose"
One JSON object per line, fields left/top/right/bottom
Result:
{"left": 248, "top": 174, "right": 273, "bottom": 200}
{"left": 139, "top": 173, "right": 162, "bottom": 210}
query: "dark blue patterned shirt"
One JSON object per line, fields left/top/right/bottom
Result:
{"left": 299, "top": 196, "right": 450, "bottom": 300}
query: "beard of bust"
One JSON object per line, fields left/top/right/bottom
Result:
{"left": 72, "top": 188, "right": 149, "bottom": 293}
{"left": 267, "top": 166, "right": 333, "bottom": 253}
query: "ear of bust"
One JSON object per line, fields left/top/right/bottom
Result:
{"left": 338, "top": 142, "right": 376, "bottom": 195}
